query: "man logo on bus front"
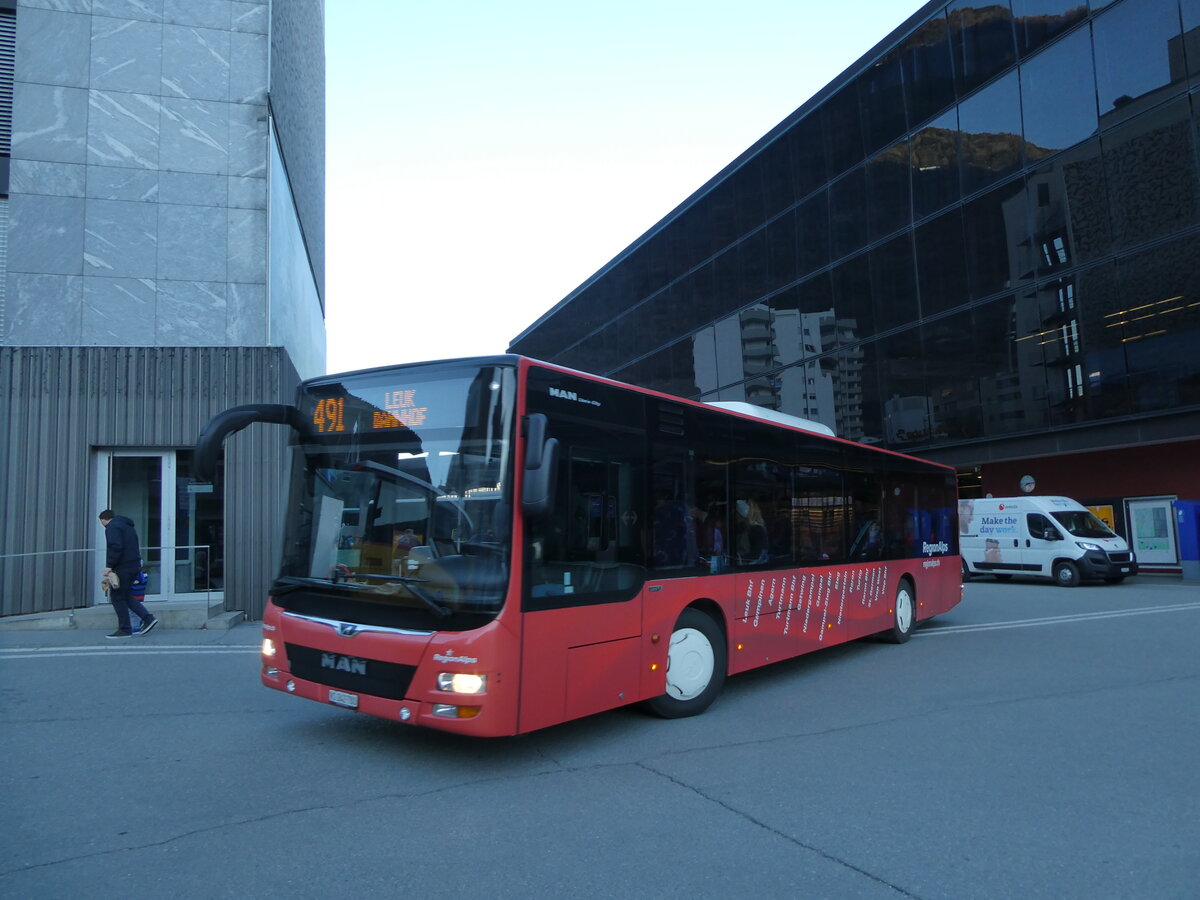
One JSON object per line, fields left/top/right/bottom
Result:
{"left": 338, "top": 622, "right": 359, "bottom": 637}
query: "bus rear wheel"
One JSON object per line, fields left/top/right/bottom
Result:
{"left": 646, "top": 608, "right": 727, "bottom": 719}
{"left": 883, "top": 579, "right": 915, "bottom": 644}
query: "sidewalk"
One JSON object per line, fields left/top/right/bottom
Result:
{"left": 0, "top": 618, "right": 261, "bottom": 650}
{"left": 0, "top": 597, "right": 245, "bottom": 633}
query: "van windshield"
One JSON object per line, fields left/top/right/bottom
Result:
{"left": 1050, "top": 510, "right": 1115, "bottom": 539}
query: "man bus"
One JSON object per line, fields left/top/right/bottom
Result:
{"left": 196, "top": 355, "right": 961, "bottom": 736}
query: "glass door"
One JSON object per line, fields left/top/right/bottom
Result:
{"left": 95, "top": 450, "right": 225, "bottom": 602}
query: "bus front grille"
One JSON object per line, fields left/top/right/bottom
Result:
{"left": 284, "top": 643, "right": 417, "bottom": 701}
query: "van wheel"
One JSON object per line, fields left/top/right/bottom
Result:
{"left": 883, "top": 580, "right": 915, "bottom": 644}
{"left": 1053, "top": 560, "right": 1081, "bottom": 587}
{"left": 961, "top": 560, "right": 972, "bottom": 581}
{"left": 645, "top": 608, "right": 727, "bottom": 719}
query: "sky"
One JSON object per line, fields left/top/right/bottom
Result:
{"left": 323, "top": 0, "right": 920, "bottom": 375}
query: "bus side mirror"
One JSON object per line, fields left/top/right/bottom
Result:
{"left": 521, "top": 414, "right": 559, "bottom": 519}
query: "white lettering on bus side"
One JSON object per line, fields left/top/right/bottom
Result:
{"left": 835, "top": 570, "right": 845, "bottom": 625}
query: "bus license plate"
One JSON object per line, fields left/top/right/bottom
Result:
{"left": 329, "top": 689, "right": 358, "bottom": 709}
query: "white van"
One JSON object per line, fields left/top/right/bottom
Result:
{"left": 958, "top": 496, "right": 1138, "bottom": 586}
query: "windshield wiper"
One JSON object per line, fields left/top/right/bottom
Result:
{"left": 271, "top": 575, "right": 370, "bottom": 595}
{"left": 354, "top": 573, "right": 453, "bottom": 618}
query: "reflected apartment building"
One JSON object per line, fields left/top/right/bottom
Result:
{"left": 0, "top": 1, "right": 325, "bottom": 619}
{"left": 512, "top": 0, "right": 1200, "bottom": 570}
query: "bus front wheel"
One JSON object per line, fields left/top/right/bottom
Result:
{"left": 646, "top": 608, "right": 727, "bottom": 719}
{"left": 883, "top": 579, "right": 915, "bottom": 644}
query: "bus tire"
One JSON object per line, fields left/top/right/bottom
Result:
{"left": 883, "top": 579, "right": 915, "bottom": 644}
{"left": 645, "top": 608, "right": 727, "bottom": 719}
{"left": 1053, "top": 560, "right": 1081, "bottom": 587}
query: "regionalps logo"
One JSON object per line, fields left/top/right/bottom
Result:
{"left": 922, "top": 541, "right": 949, "bottom": 555}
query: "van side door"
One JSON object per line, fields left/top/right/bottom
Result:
{"left": 1023, "top": 512, "right": 1065, "bottom": 576}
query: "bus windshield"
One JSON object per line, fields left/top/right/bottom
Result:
{"left": 1050, "top": 510, "right": 1116, "bottom": 539}
{"left": 276, "top": 364, "right": 517, "bottom": 629}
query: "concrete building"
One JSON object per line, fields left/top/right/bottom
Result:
{"left": 0, "top": 0, "right": 325, "bottom": 621}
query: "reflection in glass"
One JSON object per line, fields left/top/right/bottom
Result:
{"left": 875, "top": 329, "right": 931, "bottom": 448}
{"left": 833, "top": 343, "right": 873, "bottom": 442}
{"left": 915, "top": 207, "right": 969, "bottom": 317}
{"left": 788, "top": 114, "right": 829, "bottom": 200}
{"left": 1026, "top": 138, "right": 1112, "bottom": 274}
{"left": 959, "top": 70, "right": 1023, "bottom": 196}
{"left": 796, "top": 189, "right": 830, "bottom": 274}
{"left": 767, "top": 210, "right": 799, "bottom": 289}
{"left": 822, "top": 86, "right": 866, "bottom": 179}
{"left": 1093, "top": 0, "right": 1183, "bottom": 115}
{"left": 922, "top": 309, "right": 984, "bottom": 440}
{"left": 1182, "top": 0, "right": 1200, "bottom": 81}
{"left": 1010, "top": 0, "right": 1088, "bottom": 58}
{"left": 962, "top": 178, "right": 1030, "bottom": 300}
{"left": 870, "top": 234, "right": 920, "bottom": 332}
{"left": 866, "top": 139, "right": 912, "bottom": 241}
{"left": 859, "top": 51, "right": 908, "bottom": 155}
{"left": 830, "top": 167, "right": 868, "bottom": 259}
{"left": 948, "top": 1, "right": 1018, "bottom": 97}
{"left": 901, "top": 11, "right": 956, "bottom": 128}
{"left": 832, "top": 257, "right": 874, "bottom": 342}
{"left": 1020, "top": 25, "right": 1097, "bottom": 155}
{"left": 911, "top": 108, "right": 961, "bottom": 218}
{"left": 1110, "top": 235, "right": 1200, "bottom": 413}
{"left": 1102, "top": 98, "right": 1199, "bottom": 250}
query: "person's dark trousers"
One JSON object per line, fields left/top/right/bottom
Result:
{"left": 110, "top": 565, "right": 154, "bottom": 634}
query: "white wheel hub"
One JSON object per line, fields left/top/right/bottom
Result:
{"left": 665, "top": 627, "right": 714, "bottom": 701}
{"left": 895, "top": 588, "right": 913, "bottom": 633}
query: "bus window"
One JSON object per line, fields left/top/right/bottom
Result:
{"left": 649, "top": 403, "right": 729, "bottom": 576}
{"left": 793, "top": 439, "right": 844, "bottom": 564}
{"left": 525, "top": 372, "right": 646, "bottom": 608}
{"left": 846, "top": 462, "right": 883, "bottom": 562}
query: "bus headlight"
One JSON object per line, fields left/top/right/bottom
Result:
{"left": 438, "top": 672, "right": 486, "bottom": 694}
{"left": 262, "top": 638, "right": 277, "bottom": 657}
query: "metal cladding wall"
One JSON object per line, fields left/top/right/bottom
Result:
{"left": 0, "top": 346, "right": 299, "bottom": 620}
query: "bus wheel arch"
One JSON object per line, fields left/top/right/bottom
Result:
{"left": 645, "top": 604, "right": 728, "bottom": 719}
{"left": 883, "top": 576, "right": 916, "bottom": 644}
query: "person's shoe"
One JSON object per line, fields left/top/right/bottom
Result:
{"left": 137, "top": 617, "right": 158, "bottom": 636}
{"left": 105, "top": 630, "right": 133, "bottom": 639}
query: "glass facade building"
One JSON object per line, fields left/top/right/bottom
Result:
{"left": 511, "top": 0, "right": 1200, "bottom": 567}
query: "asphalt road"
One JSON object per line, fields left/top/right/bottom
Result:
{"left": 2, "top": 575, "right": 1198, "bottom": 899}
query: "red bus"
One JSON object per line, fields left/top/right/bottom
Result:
{"left": 196, "top": 355, "right": 961, "bottom": 736}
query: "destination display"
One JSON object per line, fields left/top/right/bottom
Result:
{"left": 306, "top": 385, "right": 431, "bottom": 435}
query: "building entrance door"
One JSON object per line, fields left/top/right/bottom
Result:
{"left": 95, "top": 450, "right": 224, "bottom": 603}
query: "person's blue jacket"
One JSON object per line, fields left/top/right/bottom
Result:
{"left": 104, "top": 515, "right": 142, "bottom": 570}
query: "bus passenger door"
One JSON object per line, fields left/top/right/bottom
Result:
{"left": 519, "top": 445, "right": 647, "bottom": 733}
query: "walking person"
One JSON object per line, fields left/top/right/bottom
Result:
{"left": 98, "top": 510, "right": 158, "bottom": 639}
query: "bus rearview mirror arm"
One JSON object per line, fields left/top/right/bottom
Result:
{"left": 194, "top": 403, "right": 305, "bottom": 482}
{"left": 521, "top": 413, "right": 559, "bottom": 519}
